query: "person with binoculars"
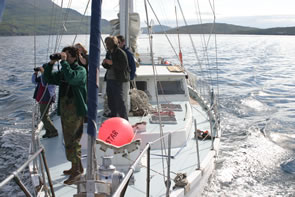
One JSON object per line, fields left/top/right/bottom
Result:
{"left": 43, "top": 46, "right": 87, "bottom": 185}
{"left": 32, "top": 65, "right": 58, "bottom": 138}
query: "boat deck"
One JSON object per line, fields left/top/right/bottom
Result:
{"left": 39, "top": 100, "right": 215, "bottom": 197}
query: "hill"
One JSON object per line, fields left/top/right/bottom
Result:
{"left": 159, "top": 23, "right": 259, "bottom": 34}
{"left": 154, "top": 23, "right": 295, "bottom": 35}
{"left": 141, "top": 25, "right": 172, "bottom": 34}
{"left": 0, "top": 0, "right": 111, "bottom": 36}
{"left": 234, "top": 26, "right": 295, "bottom": 35}
{"left": 1, "top": 0, "right": 295, "bottom": 36}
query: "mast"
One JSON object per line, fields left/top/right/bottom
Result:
{"left": 119, "top": 0, "right": 133, "bottom": 47}
{"left": 86, "top": 0, "right": 101, "bottom": 181}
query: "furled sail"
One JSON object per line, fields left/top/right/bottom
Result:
{"left": 109, "top": 12, "right": 140, "bottom": 53}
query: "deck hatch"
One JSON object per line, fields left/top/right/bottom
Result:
{"left": 150, "top": 115, "right": 177, "bottom": 124}
{"left": 160, "top": 103, "right": 182, "bottom": 111}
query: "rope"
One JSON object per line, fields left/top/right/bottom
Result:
{"left": 173, "top": 173, "right": 188, "bottom": 188}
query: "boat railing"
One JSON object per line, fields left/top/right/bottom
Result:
{"left": 0, "top": 147, "right": 55, "bottom": 197}
{"left": 113, "top": 132, "right": 172, "bottom": 197}
{"left": 186, "top": 70, "right": 211, "bottom": 103}
{"left": 113, "top": 115, "right": 212, "bottom": 197}
{"left": 194, "top": 119, "right": 201, "bottom": 170}
{"left": 187, "top": 71, "right": 220, "bottom": 144}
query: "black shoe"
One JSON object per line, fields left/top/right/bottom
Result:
{"left": 103, "top": 113, "right": 113, "bottom": 117}
{"left": 42, "top": 133, "right": 51, "bottom": 138}
{"left": 48, "top": 131, "right": 58, "bottom": 138}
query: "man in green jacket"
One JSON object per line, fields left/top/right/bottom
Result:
{"left": 43, "top": 46, "right": 87, "bottom": 185}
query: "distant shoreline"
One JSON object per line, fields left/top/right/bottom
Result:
{"left": 1, "top": 33, "right": 295, "bottom": 37}
{"left": 1, "top": 0, "right": 295, "bottom": 36}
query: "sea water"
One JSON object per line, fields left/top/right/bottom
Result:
{"left": 0, "top": 34, "right": 295, "bottom": 196}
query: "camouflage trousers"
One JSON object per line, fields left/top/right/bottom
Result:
{"left": 39, "top": 103, "right": 57, "bottom": 134}
{"left": 60, "top": 97, "right": 84, "bottom": 164}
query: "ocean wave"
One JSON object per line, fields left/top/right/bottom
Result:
{"left": 0, "top": 128, "right": 34, "bottom": 197}
{"left": 0, "top": 89, "right": 10, "bottom": 98}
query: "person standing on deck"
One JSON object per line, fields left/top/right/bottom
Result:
{"left": 75, "top": 43, "right": 89, "bottom": 74}
{"left": 102, "top": 36, "right": 130, "bottom": 120}
{"left": 75, "top": 43, "right": 89, "bottom": 122}
{"left": 117, "top": 35, "right": 136, "bottom": 113}
{"left": 32, "top": 65, "right": 58, "bottom": 138}
{"left": 43, "top": 46, "right": 87, "bottom": 185}
{"left": 117, "top": 35, "right": 136, "bottom": 82}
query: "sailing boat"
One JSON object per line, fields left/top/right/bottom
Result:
{"left": 0, "top": 0, "right": 220, "bottom": 196}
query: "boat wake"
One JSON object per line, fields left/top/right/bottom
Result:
{"left": 203, "top": 95, "right": 295, "bottom": 196}
{"left": 281, "top": 158, "right": 295, "bottom": 174}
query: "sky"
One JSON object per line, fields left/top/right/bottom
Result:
{"left": 63, "top": 0, "right": 295, "bottom": 28}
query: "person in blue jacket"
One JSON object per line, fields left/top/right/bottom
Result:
{"left": 32, "top": 65, "right": 58, "bottom": 138}
{"left": 117, "top": 35, "right": 136, "bottom": 113}
{"left": 117, "top": 35, "right": 136, "bottom": 81}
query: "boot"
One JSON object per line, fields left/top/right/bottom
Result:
{"left": 63, "top": 162, "right": 82, "bottom": 185}
{"left": 42, "top": 130, "right": 51, "bottom": 138}
{"left": 63, "top": 163, "right": 73, "bottom": 175}
{"left": 63, "top": 160, "right": 83, "bottom": 175}
{"left": 48, "top": 131, "right": 58, "bottom": 138}
{"left": 79, "top": 159, "right": 84, "bottom": 174}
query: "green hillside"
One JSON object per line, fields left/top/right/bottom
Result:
{"left": 0, "top": 0, "right": 111, "bottom": 35}
{"left": 141, "top": 25, "right": 172, "bottom": 34}
{"left": 1, "top": 0, "right": 295, "bottom": 36}
{"left": 155, "top": 23, "right": 295, "bottom": 35}
{"left": 235, "top": 26, "right": 295, "bottom": 35}
{"left": 160, "top": 23, "right": 259, "bottom": 34}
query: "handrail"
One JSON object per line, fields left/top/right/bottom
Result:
{"left": 113, "top": 143, "right": 151, "bottom": 197}
{"left": 194, "top": 119, "right": 201, "bottom": 170}
{"left": 113, "top": 131, "right": 174, "bottom": 197}
{"left": 150, "top": 132, "right": 170, "bottom": 145}
{"left": 0, "top": 147, "right": 55, "bottom": 197}
{"left": 166, "top": 133, "right": 171, "bottom": 196}
{"left": 0, "top": 148, "right": 42, "bottom": 188}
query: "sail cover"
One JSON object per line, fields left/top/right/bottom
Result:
{"left": 87, "top": 0, "right": 101, "bottom": 137}
{"left": 0, "top": 0, "right": 6, "bottom": 22}
{"left": 110, "top": 12, "right": 140, "bottom": 52}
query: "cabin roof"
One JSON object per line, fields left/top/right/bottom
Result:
{"left": 136, "top": 65, "right": 186, "bottom": 77}
{"left": 99, "top": 64, "right": 186, "bottom": 78}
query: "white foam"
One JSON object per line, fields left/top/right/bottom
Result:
{"left": 241, "top": 97, "right": 265, "bottom": 111}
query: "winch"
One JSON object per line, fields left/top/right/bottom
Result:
{"left": 76, "top": 156, "right": 124, "bottom": 197}
{"left": 98, "top": 156, "right": 125, "bottom": 194}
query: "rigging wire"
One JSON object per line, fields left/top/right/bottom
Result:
{"left": 146, "top": 0, "right": 181, "bottom": 65}
{"left": 193, "top": 0, "right": 214, "bottom": 97}
{"left": 176, "top": 0, "right": 206, "bottom": 98}
{"left": 211, "top": 0, "right": 220, "bottom": 116}
{"left": 72, "top": 0, "right": 91, "bottom": 45}
{"left": 47, "top": 0, "right": 58, "bottom": 56}
{"left": 177, "top": 0, "right": 217, "bottom": 101}
{"left": 56, "top": 0, "right": 73, "bottom": 50}
{"left": 175, "top": 6, "right": 183, "bottom": 67}
{"left": 53, "top": 0, "right": 64, "bottom": 52}
{"left": 33, "top": 0, "right": 37, "bottom": 69}
{"left": 194, "top": 0, "right": 220, "bottom": 120}
{"left": 144, "top": 0, "right": 167, "bottom": 186}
